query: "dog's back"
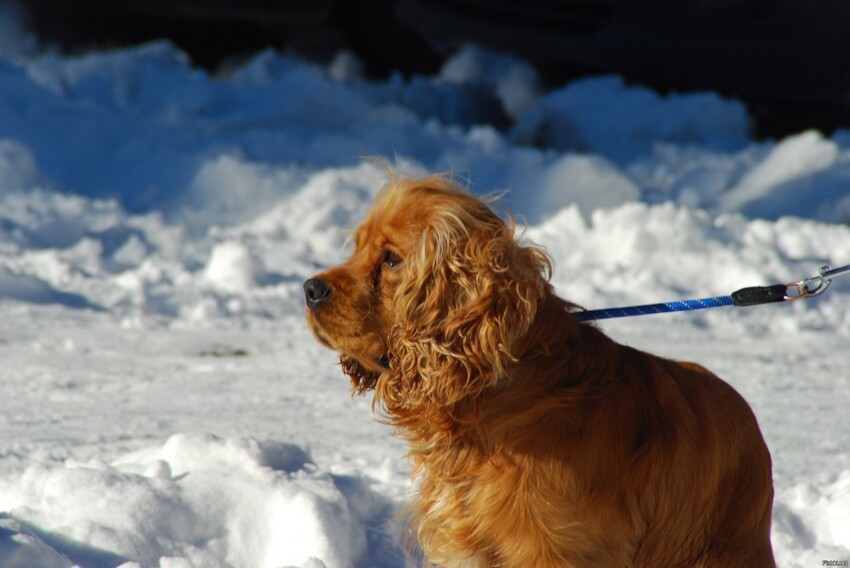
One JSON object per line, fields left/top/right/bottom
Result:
{"left": 608, "top": 342, "right": 775, "bottom": 567}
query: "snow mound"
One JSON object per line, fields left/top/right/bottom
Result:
{"left": 718, "top": 130, "right": 850, "bottom": 222}
{"left": 0, "top": 433, "right": 397, "bottom": 568}
{"left": 0, "top": 516, "right": 74, "bottom": 568}
{"left": 531, "top": 154, "right": 640, "bottom": 219}
{"left": 439, "top": 44, "right": 540, "bottom": 120}
{"left": 204, "top": 241, "right": 266, "bottom": 293}
{"left": 773, "top": 470, "right": 850, "bottom": 567}
{"left": 512, "top": 76, "right": 750, "bottom": 162}
{"left": 3, "top": 39, "right": 850, "bottom": 225}
{"left": 719, "top": 130, "right": 839, "bottom": 211}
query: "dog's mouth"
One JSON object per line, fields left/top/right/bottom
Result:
{"left": 316, "top": 332, "right": 333, "bottom": 349}
{"left": 306, "top": 318, "right": 334, "bottom": 348}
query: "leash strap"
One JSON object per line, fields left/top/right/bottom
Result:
{"left": 575, "top": 263, "right": 849, "bottom": 322}
{"left": 575, "top": 296, "right": 734, "bottom": 322}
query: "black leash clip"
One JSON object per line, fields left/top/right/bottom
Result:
{"left": 732, "top": 264, "right": 849, "bottom": 307}
{"left": 731, "top": 284, "right": 788, "bottom": 307}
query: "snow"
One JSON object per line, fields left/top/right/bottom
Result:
{"left": 2, "top": 433, "right": 378, "bottom": 568}
{"left": 0, "top": 10, "right": 848, "bottom": 567}
{"left": 720, "top": 130, "right": 838, "bottom": 209}
{"left": 511, "top": 75, "right": 751, "bottom": 163}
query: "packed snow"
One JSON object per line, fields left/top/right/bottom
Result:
{"left": 0, "top": 7, "right": 849, "bottom": 567}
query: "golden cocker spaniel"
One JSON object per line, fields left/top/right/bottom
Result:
{"left": 304, "top": 174, "right": 775, "bottom": 567}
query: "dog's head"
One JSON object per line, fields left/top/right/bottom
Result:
{"left": 304, "top": 175, "right": 552, "bottom": 428}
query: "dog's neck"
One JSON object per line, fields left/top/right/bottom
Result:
{"left": 517, "top": 289, "right": 583, "bottom": 358}
{"left": 468, "top": 290, "right": 620, "bottom": 446}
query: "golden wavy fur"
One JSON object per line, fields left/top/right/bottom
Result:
{"left": 304, "top": 174, "right": 775, "bottom": 567}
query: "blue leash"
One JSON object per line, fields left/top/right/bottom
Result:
{"left": 575, "top": 263, "right": 849, "bottom": 323}
{"left": 575, "top": 296, "right": 735, "bottom": 322}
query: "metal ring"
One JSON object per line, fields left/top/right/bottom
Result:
{"left": 783, "top": 281, "right": 810, "bottom": 300}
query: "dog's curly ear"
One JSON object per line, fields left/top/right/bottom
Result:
{"left": 378, "top": 195, "right": 550, "bottom": 432}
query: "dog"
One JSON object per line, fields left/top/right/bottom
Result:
{"left": 304, "top": 173, "right": 775, "bottom": 567}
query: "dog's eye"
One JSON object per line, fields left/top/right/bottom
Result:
{"left": 382, "top": 250, "right": 403, "bottom": 269}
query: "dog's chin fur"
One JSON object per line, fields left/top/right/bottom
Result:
{"left": 340, "top": 354, "right": 381, "bottom": 394}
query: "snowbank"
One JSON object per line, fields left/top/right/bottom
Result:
{"left": 3, "top": 39, "right": 849, "bottom": 225}
{"left": 0, "top": 433, "right": 397, "bottom": 568}
{"left": 512, "top": 75, "right": 750, "bottom": 163}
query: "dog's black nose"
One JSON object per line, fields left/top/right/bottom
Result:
{"left": 303, "top": 278, "right": 332, "bottom": 309}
